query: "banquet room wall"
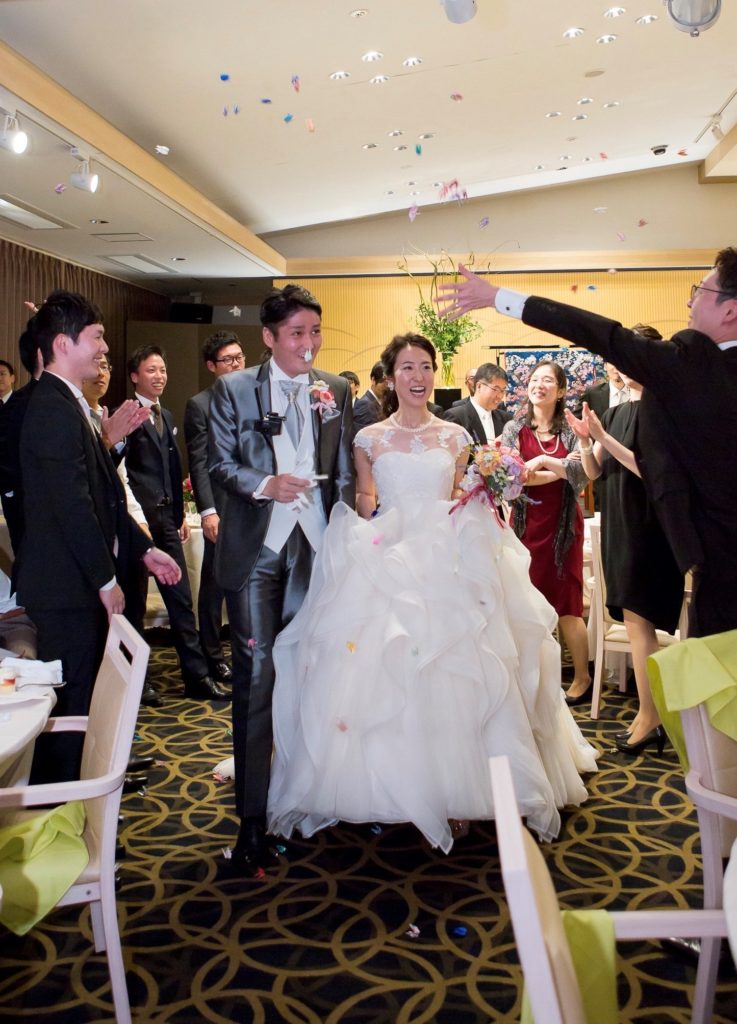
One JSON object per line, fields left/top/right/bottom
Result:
{"left": 285, "top": 267, "right": 699, "bottom": 389}
{"left": 0, "top": 236, "right": 169, "bottom": 407}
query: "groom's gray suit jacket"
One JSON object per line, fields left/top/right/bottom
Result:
{"left": 208, "top": 359, "right": 355, "bottom": 591}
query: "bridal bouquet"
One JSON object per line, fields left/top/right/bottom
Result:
{"left": 451, "top": 441, "right": 529, "bottom": 521}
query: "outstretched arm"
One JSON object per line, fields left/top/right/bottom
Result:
{"left": 436, "top": 265, "right": 499, "bottom": 319}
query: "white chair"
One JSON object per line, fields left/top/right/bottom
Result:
{"left": 0, "top": 615, "right": 150, "bottom": 1024}
{"left": 489, "top": 755, "right": 729, "bottom": 1024}
{"left": 681, "top": 704, "right": 737, "bottom": 1024}
{"left": 588, "top": 522, "right": 681, "bottom": 719}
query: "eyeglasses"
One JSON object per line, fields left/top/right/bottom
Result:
{"left": 690, "top": 283, "right": 735, "bottom": 301}
{"left": 476, "top": 381, "right": 507, "bottom": 397}
{"left": 215, "top": 353, "right": 244, "bottom": 366}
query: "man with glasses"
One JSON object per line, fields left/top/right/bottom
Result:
{"left": 184, "top": 331, "right": 245, "bottom": 683}
{"left": 436, "top": 247, "right": 737, "bottom": 638}
{"left": 443, "top": 363, "right": 511, "bottom": 444}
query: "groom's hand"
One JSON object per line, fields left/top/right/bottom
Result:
{"left": 263, "top": 473, "right": 312, "bottom": 503}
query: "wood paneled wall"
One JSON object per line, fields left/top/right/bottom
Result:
{"left": 288, "top": 268, "right": 697, "bottom": 389}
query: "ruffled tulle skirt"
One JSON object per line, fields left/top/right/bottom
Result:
{"left": 267, "top": 499, "right": 597, "bottom": 853}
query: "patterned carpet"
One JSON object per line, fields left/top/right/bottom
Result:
{"left": 1, "top": 633, "right": 736, "bottom": 1024}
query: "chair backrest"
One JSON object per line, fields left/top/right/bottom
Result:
{"left": 682, "top": 703, "right": 737, "bottom": 858}
{"left": 489, "top": 756, "right": 587, "bottom": 1024}
{"left": 80, "top": 615, "right": 150, "bottom": 855}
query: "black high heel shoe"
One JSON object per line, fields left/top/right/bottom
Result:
{"left": 564, "top": 681, "right": 593, "bottom": 707}
{"left": 615, "top": 725, "right": 666, "bottom": 756}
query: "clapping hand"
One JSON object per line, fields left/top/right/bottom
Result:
{"left": 435, "top": 265, "right": 498, "bottom": 320}
{"left": 102, "top": 400, "right": 150, "bottom": 447}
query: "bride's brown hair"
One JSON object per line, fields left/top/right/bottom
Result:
{"left": 379, "top": 333, "right": 438, "bottom": 419}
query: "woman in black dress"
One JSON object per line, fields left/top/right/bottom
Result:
{"left": 565, "top": 363, "right": 683, "bottom": 756}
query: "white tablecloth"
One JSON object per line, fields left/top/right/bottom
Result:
{"left": 0, "top": 687, "right": 56, "bottom": 787}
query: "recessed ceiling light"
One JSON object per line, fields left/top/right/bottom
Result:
{"left": 418, "top": 132, "right": 435, "bottom": 140}
{"left": 154, "top": 144, "right": 170, "bottom": 155}
{"left": 604, "top": 7, "right": 626, "bottom": 18}
{"left": 559, "top": 155, "right": 571, "bottom": 161}
{"left": 582, "top": 156, "right": 593, "bottom": 163}
{"left": 409, "top": 190, "right": 420, "bottom": 196}
{"left": 597, "top": 34, "right": 617, "bottom": 44}
{"left": 593, "top": 207, "right": 608, "bottom": 214}
{"left": 362, "top": 142, "right": 377, "bottom": 149}
{"left": 432, "top": 181, "right": 443, "bottom": 187}
{"left": 393, "top": 145, "right": 407, "bottom": 151}
{"left": 563, "top": 27, "right": 584, "bottom": 38}
{"left": 370, "top": 75, "right": 389, "bottom": 84}
{"left": 329, "top": 70, "right": 350, "bottom": 80}
{"left": 362, "top": 50, "right": 383, "bottom": 62}
{"left": 388, "top": 130, "right": 404, "bottom": 137}
{"left": 534, "top": 164, "right": 545, "bottom": 170}
{"left": 585, "top": 69, "right": 606, "bottom": 78}
{"left": 350, "top": 8, "right": 368, "bottom": 17}
{"left": 572, "top": 114, "right": 588, "bottom": 121}
{"left": 385, "top": 189, "right": 395, "bottom": 195}
{"left": 603, "top": 100, "right": 620, "bottom": 108}
{"left": 403, "top": 56, "right": 423, "bottom": 67}
{"left": 171, "top": 256, "right": 186, "bottom": 261}
{"left": 89, "top": 218, "right": 110, "bottom": 224}
{"left": 578, "top": 97, "right": 593, "bottom": 105}
{"left": 545, "top": 111, "right": 561, "bottom": 118}
{"left": 636, "top": 14, "right": 658, "bottom": 25}
{"left": 407, "top": 180, "right": 417, "bottom": 186}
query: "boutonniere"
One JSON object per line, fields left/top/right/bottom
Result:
{"left": 309, "top": 380, "right": 339, "bottom": 420}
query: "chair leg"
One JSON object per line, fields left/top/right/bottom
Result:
{"left": 100, "top": 886, "right": 132, "bottom": 1024}
{"left": 615, "top": 652, "right": 628, "bottom": 692}
{"left": 90, "top": 899, "right": 107, "bottom": 952}
{"left": 691, "top": 936, "right": 720, "bottom": 1024}
{"left": 590, "top": 620, "right": 604, "bottom": 720}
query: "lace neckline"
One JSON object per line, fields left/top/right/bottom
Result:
{"left": 388, "top": 413, "right": 434, "bottom": 433}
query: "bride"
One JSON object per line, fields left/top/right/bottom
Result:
{"left": 267, "top": 333, "right": 597, "bottom": 853}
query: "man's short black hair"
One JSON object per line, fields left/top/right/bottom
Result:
{"left": 0, "top": 359, "right": 15, "bottom": 376}
{"left": 202, "top": 330, "right": 242, "bottom": 364}
{"left": 24, "top": 290, "right": 104, "bottom": 368}
{"left": 127, "top": 344, "right": 167, "bottom": 379}
{"left": 339, "top": 370, "right": 360, "bottom": 387}
{"left": 474, "top": 363, "right": 507, "bottom": 385}
{"left": 369, "top": 361, "right": 385, "bottom": 384}
{"left": 260, "top": 284, "right": 322, "bottom": 334}
{"left": 715, "top": 247, "right": 737, "bottom": 301}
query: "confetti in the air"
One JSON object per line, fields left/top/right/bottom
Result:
{"left": 678, "top": 148, "right": 688, "bottom": 157}
{"left": 247, "top": 637, "right": 257, "bottom": 649}
{"left": 306, "top": 118, "right": 316, "bottom": 132}
{"left": 599, "top": 152, "right": 608, "bottom": 160}
{"left": 54, "top": 183, "right": 66, "bottom": 194}
{"left": 608, "top": 268, "right": 618, "bottom": 274}
{"left": 438, "top": 179, "right": 468, "bottom": 203}
{"left": 452, "top": 926, "right": 468, "bottom": 937}
{"left": 220, "top": 73, "right": 230, "bottom": 82}
{"left": 616, "top": 231, "right": 626, "bottom": 242}
{"left": 450, "top": 92, "right": 463, "bottom": 102}
{"left": 408, "top": 204, "right": 419, "bottom": 222}
{"left": 371, "top": 535, "right": 383, "bottom": 545}
{"left": 370, "top": 824, "right": 383, "bottom": 834}
{"left": 415, "top": 144, "right": 422, "bottom": 155}
{"left": 637, "top": 218, "right": 648, "bottom": 227}
{"left": 283, "top": 113, "right": 294, "bottom": 123}
{"left": 346, "top": 641, "right": 356, "bottom": 653}
{"left": 223, "top": 106, "right": 229, "bottom": 117}
{"left": 260, "top": 98, "right": 272, "bottom": 104}
{"left": 479, "top": 217, "right": 489, "bottom": 229}
{"left": 291, "top": 75, "right": 301, "bottom": 92}
{"left": 229, "top": 306, "right": 242, "bottom": 317}
{"left": 336, "top": 719, "right": 348, "bottom": 732}
{"left": 155, "top": 145, "right": 170, "bottom": 155}
{"left": 233, "top": 104, "right": 240, "bottom": 115}
{"left": 405, "top": 924, "right": 421, "bottom": 938}
{"left": 587, "top": 284, "right": 598, "bottom": 291}
{"left": 570, "top": 284, "right": 578, "bottom": 293}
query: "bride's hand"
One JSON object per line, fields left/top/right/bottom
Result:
{"left": 435, "top": 265, "right": 498, "bottom": 320}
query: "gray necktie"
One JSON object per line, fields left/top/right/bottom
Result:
{"left": 279, "top": 380, "right": 304, "bottom": 447}
{"left": 151, "top": 402, "right": 164, "bottom": 437}
{"left": 618, "top": 385, "right": 631, "bottom": 404}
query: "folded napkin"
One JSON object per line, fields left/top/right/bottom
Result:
{"left": 521, "top": 909, "right": 617, "bottom": 1024}
{"left": 0, "top": 657, "right": 63, "bottom": 686}
{"left": 648, "top": 629, "right": 737, "bottom": 771}
{"left": 0, "top": 801, "right": 88, "bottom": 935}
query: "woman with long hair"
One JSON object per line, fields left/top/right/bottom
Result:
{"left": 501, "top": 360, "right": 591, "bottom": 705}
{"left": 267, "top": 335, "right": 596, "bottom": 854}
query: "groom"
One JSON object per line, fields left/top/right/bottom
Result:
{"left": 209, "top": 284, "right": 355, "bottom": 876}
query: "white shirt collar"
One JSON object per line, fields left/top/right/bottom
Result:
{"left": 1, "top": 392, "right": 12, "bottom": 404}
{"left": 135, "top": 391, "right": 158, "bottom": 408}
{"left": 46, "top": 370, "right": 83, "bottom": 400}
{"left": 269, "top": 361, "right": 310, "bottom": 386}
{"left": 470, "top": 396, "right": 492, "bottom": 420}
{"left": 718, "top": 340, "right": 737, "bottom": 351}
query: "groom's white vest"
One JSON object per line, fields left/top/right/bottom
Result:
{"left": 263, "top": 403, "right": 327, "bottom": 555}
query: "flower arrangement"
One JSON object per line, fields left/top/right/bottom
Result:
{"left": 182, "top": 476, "right": 195, "bottom": 504}
{"left": 309, "top": 380, "right": 338, "bottom": 420}
{"left": 399, "top": 253, "right": 483, "bottom": 386}
{"left": 451, "top": 441, "right": 531, "bottom": 523}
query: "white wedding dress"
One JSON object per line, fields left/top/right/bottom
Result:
{"left": 267, "top": 417, "right": 597, "bottom": 853}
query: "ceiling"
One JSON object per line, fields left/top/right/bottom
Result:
{"left": 1, "top": 0, "right": 736, "bottom": 297}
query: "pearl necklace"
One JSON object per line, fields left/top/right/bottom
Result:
{"left": 533, "top": 428, "right": 562, "bottom": 455}
{"left": 390, "top": 413, "right": 433, "bottom": 433}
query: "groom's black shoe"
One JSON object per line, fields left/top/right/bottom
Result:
{"left": 183, "top": 675, "right": 231, "bottom": 701}
{"left": 232, "top": 816, "right": 281, "bottom": 873}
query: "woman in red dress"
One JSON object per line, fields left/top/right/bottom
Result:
{"left": 501, "top": 360, "right": 591, "bottom": 705}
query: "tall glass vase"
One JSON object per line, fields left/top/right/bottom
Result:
{"left": 440, "top": 356, "right": 455, "bottom": 387}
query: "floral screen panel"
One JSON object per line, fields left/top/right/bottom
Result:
{"left": 502, "top": 349, "right": 604, "bottom": 418}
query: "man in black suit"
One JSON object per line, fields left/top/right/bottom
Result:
{"left": 353, "top": 362, "right": 387, "bottom": 428}
{"left": 0, "top": 333, "right": 41, "bottom": 556}
{"left": 443, "top": 363, "right": 511, "bottom": 443}
{"left": 184, "top": 331, "right": 245, "bottom": 683}
{"left": 209, "top": 284, "right": 355, "bottom": 875}
{"left": 16, "top": 291, "right": 180, "bottom": 781}
{"left": 582, "top": 361, "right": 629, "bottom": 418}
{"left": 125, "top": 345, "right": 229, "bottom": 701}
{"left": 437, "top": 250, "right": 737, "bottom": 638}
